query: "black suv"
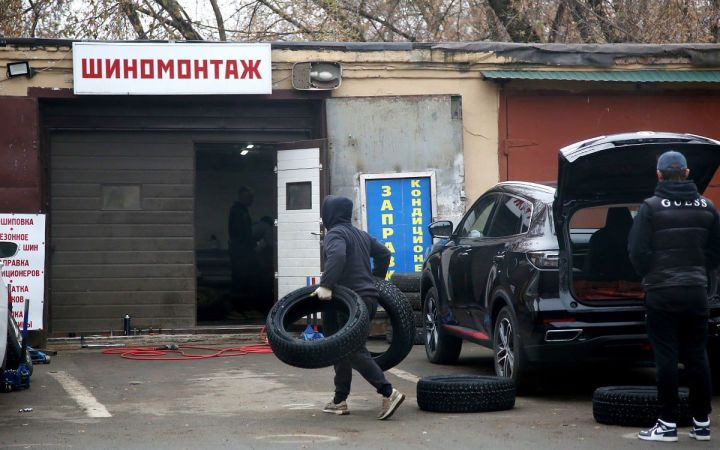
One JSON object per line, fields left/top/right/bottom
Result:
{"left": 421, "top": 132, "right": 720, "bottom": 385}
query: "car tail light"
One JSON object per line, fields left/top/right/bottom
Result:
{"left": 527, "top": 251, "right": 559, "bottom": 270}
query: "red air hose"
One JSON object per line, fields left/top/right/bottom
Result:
{"left": 101, "top": 326, "right": 273, "bottom": 361}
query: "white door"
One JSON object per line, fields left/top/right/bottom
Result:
{"left": 276, "top": 146, "right": 322, "bottom": 299}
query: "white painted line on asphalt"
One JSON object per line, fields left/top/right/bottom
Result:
{"left": 49, "top": 371, "right": 112, "bottom": 418}
{"left": 388, "top": 368, "right": 420, "bottom": 384}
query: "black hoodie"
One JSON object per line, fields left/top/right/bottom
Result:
{"left": 628, "top": 180, "right": 720, "bottom": 301}
{"left": 319, "top": 195, "right": 391, "bottom": 298}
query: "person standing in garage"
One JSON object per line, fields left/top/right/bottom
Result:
{"left": 313, "top": 195, "right": 405, "bottom": 420}
{"left": 629, "top": 150, "right": 720, "bottom": 442}
{"left": 228, "top": 186, "right": 256, "bottom": 307}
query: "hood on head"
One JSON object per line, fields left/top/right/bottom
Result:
{"left": 321, "top": 195, "right": 353, "bottom": 229}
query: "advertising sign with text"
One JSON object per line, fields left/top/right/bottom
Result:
{"left": 366, "top": 177, "right": 432, "bottom": 277}
{"left": 73, "top": 42, "right": 272, "bottom": 95}
{"left": 0, "top": 214, "right": 46, "bottom": 330}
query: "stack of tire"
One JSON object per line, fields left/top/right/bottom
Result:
{"left": 388, "top": 272, "right": 424, "bottom": 345}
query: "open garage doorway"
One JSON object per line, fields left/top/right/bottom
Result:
{"left": 195, "top": 143, "right": 276, "bottom": 324}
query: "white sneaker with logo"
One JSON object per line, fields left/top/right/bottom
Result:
{"left": 638, "top": 419, "right": 678, "bottom": 442}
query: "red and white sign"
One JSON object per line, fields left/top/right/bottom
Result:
{"left": 0, "top": 214, "right": 46, "bottom": 330}
{"left": 73, "top": 42, "right": 272, "bottom": 95}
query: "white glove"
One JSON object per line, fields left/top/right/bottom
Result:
{"left": 312, "top": 286, "right": 332, "bottom": 301}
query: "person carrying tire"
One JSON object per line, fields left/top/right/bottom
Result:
{"left": 313, "top": 195, "right": 406, "bottom": 420}
{"left": 628, "top": 150, "right": 720, "bottom": 442}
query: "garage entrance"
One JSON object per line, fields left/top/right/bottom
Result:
{"left": 44, "top": 97, "right": 324, "bottom": 335}
{"left": 499, "top": 91, "right": 720, "bottom": 202}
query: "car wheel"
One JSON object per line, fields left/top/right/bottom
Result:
{"left": 493, "top": 306, "right": 525, "bottom": 385}
{"left": 266, "top": 285, "right": 369, "bottom": 369}
{"left": 593, "top": 386, "right": 692, "bottom": 427}
{"left": 369, "top": 279, "right": 415, "bottom": 371}
{"left": 424, "top": 287, "right": 462, "bottom": 364}
{"left": 416, "top": 375, "right": 516, "bottom": 413}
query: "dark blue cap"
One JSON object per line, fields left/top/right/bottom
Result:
{"left": 657, "top": 150, "right": 687, "bottom": 171}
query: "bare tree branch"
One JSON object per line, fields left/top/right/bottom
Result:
{"left": 120, "top": 0, "right": 149, "bottom": 39}
{"left": 208, "top": 0, "right": 226, "bottom": 41}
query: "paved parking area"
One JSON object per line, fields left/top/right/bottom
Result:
{"left": 1, "top": 342, "right": 718, "bottom": 449}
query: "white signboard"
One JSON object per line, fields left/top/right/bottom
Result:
{"left": 73, "top": 42, "right": 272, "bottom": 95}
{"left": 0, "top": 214, "right": 46, "bottom": 330}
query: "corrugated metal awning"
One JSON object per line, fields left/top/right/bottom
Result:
{"left": 481, "top": 70, "right": 720, "bottom": 83}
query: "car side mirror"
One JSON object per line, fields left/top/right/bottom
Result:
{"left": 0, "top": 241, "right": 18, "bottom": 259}
{"left": 429, "top": 220, "right": 453, "bottom": 239}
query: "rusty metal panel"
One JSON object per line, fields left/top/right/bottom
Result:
{"left": 501, "top": 92, "right": 720, "bottom": 204}
{"left": 0, "top": 96, "right": 40, "bottom": 212}
{"left": 327, "top": 96, "right": 465, "bottom": 224}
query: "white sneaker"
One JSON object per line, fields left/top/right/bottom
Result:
{"left": 323, "top": 400, "right": 349, "bottom": 415}
{"left": 377, "top": 389, "right": 405, "bottom": 420}
{"left": 689, "top": 418, "right": 711, "bottom": 441}
{"left": 638, "top": 419, "right": 678, "bottom": 442}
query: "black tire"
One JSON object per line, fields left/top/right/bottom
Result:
{"left": 417, "top": 375, "right": 516, "bottom": 413}
{"left": 592, "top": 386, "right": 692, "bottom": 427}
{"left": 405, "top": 292, "right": 422, "bottom": 310}
{"left": 389, "top": 272, "right": 421, "bottom": 293}
{"left": 424, "top": 287, "right": 462, "bottom": 364}
{"left": 266, "top": 285, "right": 369, "bottom": 369}
{"left": 370, "top": 279, "right": 415, "bottom": 371}
{"left": 413, "top": 310, "right": 423, "bottom": 328}
{"left": 5, "top": 316, "right": 32, "bottom": 375}
{"left": 493, "top": 306, "right": 526, "bottom": 386}
{"left": 414, "top": 327, "right": 425, "bottom": 345}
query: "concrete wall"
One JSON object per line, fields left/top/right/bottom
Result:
{"left": 326, "top": 95, "right": 465, "bottom": 226}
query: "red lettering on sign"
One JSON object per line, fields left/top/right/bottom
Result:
{"left": 225, "top": 60, "right": 238, "bottom": 79}
{"left": 81, "top": 58, "right": 103, "bottom": 78}
{"left": 177, "top": 59, "right": 191, "bottom": 79}
{"left": 194, "top": 59, "right": 208, "bottom": 79}
{"left": 241, "top": 60, "right": 262, "bottom": 79}
{"left": 209, "top": 59, "right": 222, "bottom": 79}
{"left": 22, "top": 244, "right": 38, "bottom": 252}
{"left": 123, "top": 59, "right": 137, "bottom": 78}
{"left": 158, "top": 59, "right": 174, "bottom": 79}
{"left": 140, "top": 59, "right": 155, "bottom": 79}
{"left": 106, "top": 59, "right": 120, "bottom": 78}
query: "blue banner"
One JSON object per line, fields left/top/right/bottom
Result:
{"left": 366, "top": 177, "right": 432, "bottom": 276}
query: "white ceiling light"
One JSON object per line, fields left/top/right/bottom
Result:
{"left": 246, "top": 144, "right": 254, "bottom": 149}
{"left": 240, "top": 149, "right": 249, "bottom": 156}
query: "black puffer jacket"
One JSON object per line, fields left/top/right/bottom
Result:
{"left": 319, "top": 196, "right": 391, "bottom": 298}
{"left": 628, "top": 180, "right": 720, "bottom": 295}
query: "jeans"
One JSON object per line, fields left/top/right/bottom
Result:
{"left": 645, "top": 287, "right": 712, "bottom": 423}
{"left": 324, "top": 296, "right": 392, "bottom": 402}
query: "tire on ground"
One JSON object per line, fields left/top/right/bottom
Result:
{"left": 370, "top": 279, "right": 415, "bottom": 371}
{"left": 417, "top": 375, "right": 516, "bottom": 413}
{"left": 405, "top": 292, "right": 422, "bottom": 310}
{"left": 266, "top": 285, "right": 369, "bottom": 369}
{"left": 389, "top": 272, "right": 421, "bottom": 293}
{"left": 592, "top": 386, "right": 692, "bottom": 427}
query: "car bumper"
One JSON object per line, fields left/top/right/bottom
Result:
{"left": 523, "top": 318, "right": 720, "bottom": 364}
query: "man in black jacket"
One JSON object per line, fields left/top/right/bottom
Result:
{"left": 313, "top": 195, "right": 405, "bottom": 420}
{"left": 629, "top": 150, "right": 720, "bottom": 442}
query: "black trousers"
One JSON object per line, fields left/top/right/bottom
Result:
{"left": 645, "top": 287, "right": 712, "bottom": 423}
{"left": 324, "top": 296, "right": 392, "bottom": 403}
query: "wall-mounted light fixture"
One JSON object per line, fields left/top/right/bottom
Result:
{"left": 7, "top": 61, "right": 34, "bottom": 79}
{"left": 292, "top": 62, "right": 342, "bottom": 90}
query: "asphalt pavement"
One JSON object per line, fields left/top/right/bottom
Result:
{"left": 1, "top": 340, "right": 718, "bottom": 449}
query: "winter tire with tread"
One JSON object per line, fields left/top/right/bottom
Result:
{"left": 417, "top": 375, "right": 516, "bottom": 413}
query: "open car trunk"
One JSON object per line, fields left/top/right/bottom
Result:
{"left": 553, "top": 131, "right": 720, "bottom": 304}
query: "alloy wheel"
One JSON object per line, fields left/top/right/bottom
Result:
{"left": 425, "top": 296, "right": 440, "bottom": 354}
{"left": 495, "top": 317, "right": 515, "bottom": 378}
